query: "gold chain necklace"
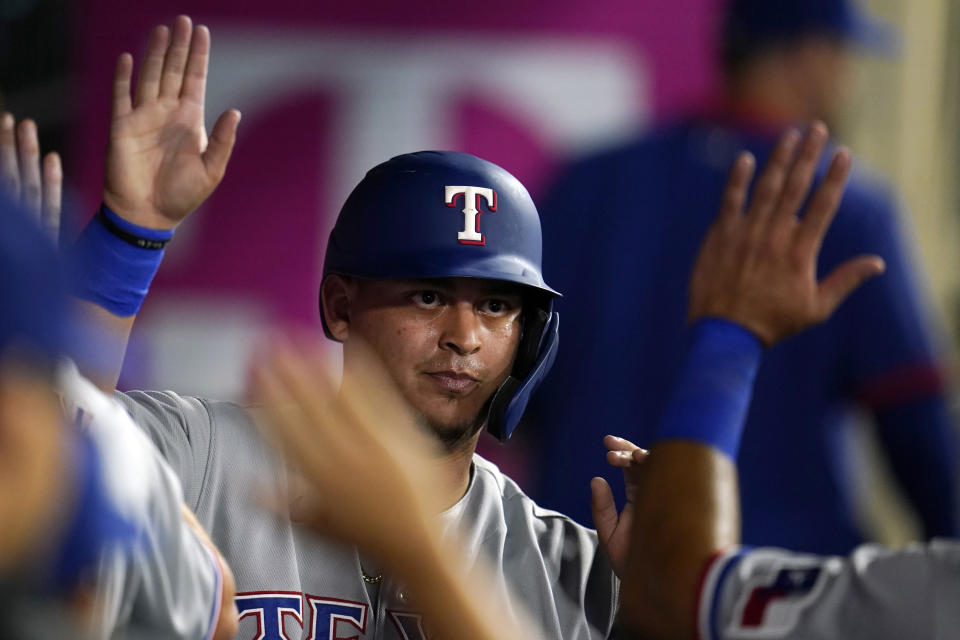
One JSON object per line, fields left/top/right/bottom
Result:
{"left": 361, "top": 568, "right": 383, "bottom": 584}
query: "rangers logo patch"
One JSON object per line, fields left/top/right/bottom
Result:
{"left": 445, "top": 185, "right": 497, "bottom": 246}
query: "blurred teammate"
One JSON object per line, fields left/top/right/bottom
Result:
{"left": 532, "top": 0, "right": 957, "bottom": 555}
{"left": 0, "top": 179, "right": 237, "bottom": 638}
{"left": 71, "top": 16, "right": 623, "bottom": 639}
{"left": 615, "top": 129, "right": 957, "bottom": 640}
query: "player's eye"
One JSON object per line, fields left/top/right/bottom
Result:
{"left": 479, "top": 298, "right": 513, "bottom": 315}
{"left": 411, "top": 291, "right": 443, "bottom": 309}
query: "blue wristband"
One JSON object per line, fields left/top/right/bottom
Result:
{"left": 48, "top": 428, "right": 138, "bottom": 592}
{"left": 654, "top": 318, "right": 763, "bottom": 459}
{"left": 71, "top": 205, "right": 174, "bottom": 316}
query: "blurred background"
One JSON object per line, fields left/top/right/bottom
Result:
{"left": 2, "top": 0, "right": 958, "bottom": 547}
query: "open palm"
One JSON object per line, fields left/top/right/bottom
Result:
{"left": 102, "top": 16, "right": 240, "bottom": 230}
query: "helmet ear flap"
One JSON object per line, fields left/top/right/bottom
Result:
{"left": 486, "top": 310, "right": 559, "bottom": 442}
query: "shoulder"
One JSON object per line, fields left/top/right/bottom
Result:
{"left": 116, "top": 389, "right": 254, "bottom": 432}
{"left": 469, "top": 455, "right": 604, "bottom": 563}
{"left": 473, "top": 456, "right": 596, "bottom": 526}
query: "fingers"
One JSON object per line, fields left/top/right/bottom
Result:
{"left": 261, "top": 343, "right": 341, "bottom": 454}
{"left": 816, "top": 255, "right": 886, "bottom": 319}
{"left": 133, "top": 24, "right": 170, "bottom": 108}
{"left": 772, "top": 122, "right": 827, "bottom": 223}
{"left": 0, "top": 115, "right": 61, "bottom": 233}
{"left": 41, "top": 152, "right": 62, "bottom": 242}
{"left": 0, "top": 114, "right": 19, "bottom": 200}
{"left": 796, "top": 148, "right": 853, "bottom": 253}
{"left": 180, "top": 24, "right": 210, "bottom": 103}
{"left": 340, "top": 340, "right": 412, "bottom": 438}
{"left": 604, "top": 434, "right": 642, "bottom": 452}
{"left": 112, "top": 53, "right": 133, "bottom": 119}
{"left": 159, "top": 15, "right": 193, "bottom": 99}
{"left": 744, "top": 129, "right": 800, "bottom": 224}
{"left": 589, "top": 477, "right": 618, "bottom": 546}
{"left": 716, "top": 151, "right": 755, "bottom": 229}
{"left": 202, "top": 109, "right": 241, "bottom": 182}
{"left": 254, "top": 355, "right": 320, "bottom": 464}
{"left": 603, "top": 435, "right": 647, "bottom": 468}
{"left": 16, "top": 120, "right": 41, "bottom": 217}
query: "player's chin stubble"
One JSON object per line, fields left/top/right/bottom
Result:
{"left": 416, "top": 394, "right": 493, "bottom": 454}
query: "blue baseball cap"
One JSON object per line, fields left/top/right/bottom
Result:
{"left": 724, "top": 0, "right": 900, "bottom": 57}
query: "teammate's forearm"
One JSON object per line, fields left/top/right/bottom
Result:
{"left": 620, "top": 319, "right": 760, "bottom": 639}
{"left": 621, "top": 442, "right": 739, "bottom": 639}
{"left": 70, "top": 205, "right": 175, "bottom": 392}
{"left": 72, "top": 300, "right": 135, "bottom": 392}
{"left": 392, "top": 527, "right": 544, "bottom": 640}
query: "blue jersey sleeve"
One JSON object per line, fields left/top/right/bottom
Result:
{"left": 832, "top": 180, "right": 945, "bottom": 390}
{"left": 827, "top": 178, "right": 958, "bottom": 537}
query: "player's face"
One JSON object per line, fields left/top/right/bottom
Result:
{"left": 800, "top": 36, "right": 852, "bottom": 127}
{"left": 344, "top": 277, "right": 523, "bottom": 450}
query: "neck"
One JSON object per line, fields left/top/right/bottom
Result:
{"left": 430, "top": 432, "right": 481, "bottom": 512}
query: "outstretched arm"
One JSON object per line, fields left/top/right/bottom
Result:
{"left": 72, "top": 16, "right": 240, "bottom": 391}
{"left": 617, "top": 123, "right": 884, "bottom": 639}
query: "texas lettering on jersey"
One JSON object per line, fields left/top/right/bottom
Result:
{"left": 235, "top": 592, "right": 433, "bottom": 640}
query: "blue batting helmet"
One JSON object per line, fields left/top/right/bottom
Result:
{"left": 320, "top": 150, "right": 560, "bottom": 442}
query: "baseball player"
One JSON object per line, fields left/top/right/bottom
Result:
{"left": 612, "top": 125, "right": 957, "bottom": 640}
{"left": 71, "top": 16, "right": 621, "bottom": 639}
{"left": 250, "top": 123, "right": 898, "bottom": 640}
{"left": 532, "top": 0, "right": 956, "bottom": 557}
{"left": 0, "top": 186, "right": 237, "bottom": 639}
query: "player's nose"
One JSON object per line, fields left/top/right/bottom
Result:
{"left": 439, "top": 301, "right": 482, "bottom": 356}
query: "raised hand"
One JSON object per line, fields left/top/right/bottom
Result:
{"left": 0, "top": 113, "right": 62, "bottom": 241}
{"left": 103, "top": 15, "right": 240, "bottom": 230}
{"left": 591, "top": 435, "right": 648, "bottom": 577}
{"left": 253, "top": 340, "right": 447, "bottom": 568}
{"left": 687, "top": 122, "right": 885, "bottom": 346}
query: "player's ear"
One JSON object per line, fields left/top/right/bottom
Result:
{"left": 321, "top": 275, "right": 357, "bottom": 342}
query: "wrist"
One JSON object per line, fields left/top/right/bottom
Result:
{"left": 654, "top": 318, "right": 763, "bottom": 459}
{"left": 388, "top": 525, "right": 466, "bottom": 608}
{"left": 382, "top": 508, "right": 442, "bottom": 576}
{"left": 688, "top": 309, "right": 773, "bottom": 347}
{"left": 98, "top": 205, "right": 174, "bottom": 249}
{"left": 70, "top": 204, "right": 174, "bottom": 316}
{"left": 101, "top": 192, "right": 179, "bottom": 231}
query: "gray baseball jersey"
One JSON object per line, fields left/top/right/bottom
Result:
{"left": 698, "top": 540, "right": 960, "bottom": 639}
{"left": 59, "top": 365, "right": 223, "bottom": 640}
{"left": 116, "top": 389, "right": 619, "bottom": 640}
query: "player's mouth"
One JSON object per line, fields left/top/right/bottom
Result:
{"left": 425, "top": 371, "right": 480, "bottom": 394}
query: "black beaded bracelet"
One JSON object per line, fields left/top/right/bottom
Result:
{"left": 96, "top": 209, "right": 170, "bottom": 250}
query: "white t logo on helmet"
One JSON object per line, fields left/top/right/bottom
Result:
{"left": 445, "top": 186, "right": 497, "bottom": 246}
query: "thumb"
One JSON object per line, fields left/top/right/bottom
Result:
{"left": 202, "top": 108, "right": 241, "bottom": 182}
{"left": 817, "top": 255, "right": 885, "bottom": 319}
{"left": 590, "top": 477, "right": 619, "bottom": 547}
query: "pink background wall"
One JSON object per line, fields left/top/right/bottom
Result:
{"left": 68, "top": 0, "right": 723, "bottom": 410}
